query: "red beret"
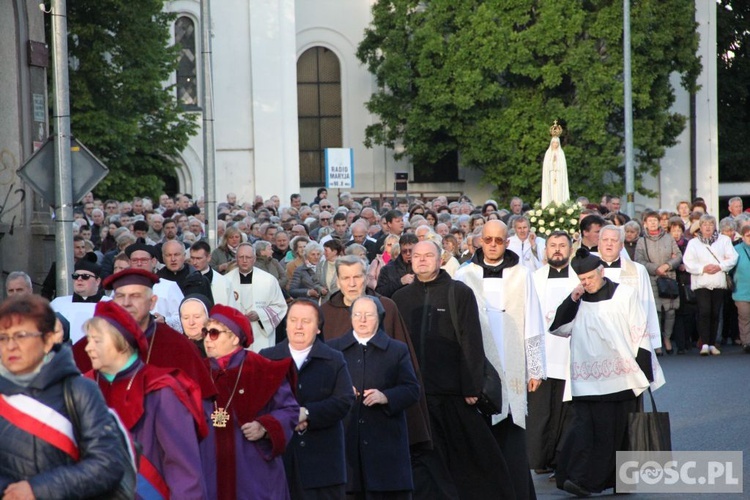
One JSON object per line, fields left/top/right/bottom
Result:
{"left": 94, "top": 301, "right": 148, "bottom": 355}
{"left": 209, "top": 304, "right": 253, "bottom": 348}
{"left": 102, "top": 268, "right": 160, "bottom": 291}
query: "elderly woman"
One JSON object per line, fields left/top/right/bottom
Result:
{"left": 0, "top": 295, "right": 126, "bottom": 498}
{"left": 201, "top": 304, "right": 298, "bottom": 500}
{"left": 683, "top": 214, "right": 739, "bottom": 355}
{"left": 290, "top": 242, "right": 329, "bottom": 300}
{"left": 84, "top": 300, "right": 207, "bottom": 498}
{"left": 180, "top": 294, "right": 213, "bottom": 356}
{"left": 635, "top": 211, "right": 683, "bottom": 355}
{"left": 210, "top": 225, "right": 243, "bottom": 274}
{"left": 254, "top": 240, "right": 289, "bottom": 290}
{"left": 285, "top": 236, "right": 310, "bottom": 287}
{"left": 719, "top": 218, "right": 741, "bottom": 345}
{"left": 623, "top": 220, "right": 642, "bottom": 261}
{"left": 669, "top": 217, "right": 697, "bottom": 354}
{"left": 328, "top": 296, "right": 420, "bottom": 498}
{"left": 261, "top": 300, "right": 355, "bottom": 498}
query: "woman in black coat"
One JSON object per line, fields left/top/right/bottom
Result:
{"left": 260, "top": 299, "right": 355, "bottom": 499}
{"left": 327, "top": 296, "right": 420, "bottom": 499}
{"left": 0, "top": 295, "right": 126, "bottom": 498}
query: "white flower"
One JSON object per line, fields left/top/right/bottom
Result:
{"left": 536, "top": 210, "right": 542, "bottom": 216}
{"left": 570, "top": 218, "right": 577, "bottom": 225}
{"left": 545, "top": 229, "right": 552, "bottom": 236}
{"left": 538, "top": 219, "right": 545, "bottom": 226}
{"left": 549, "top": 208, "right": 556, "bottom": 215}
{"left": 530, "top": 216, "right": 537, "bottom": 223}
{"left": 569, "top": 228, "right": 576, "bottom": 235}
{"left": 550, "top": 221, "right": 556, "bottom": 227}
{"left": 559, "top": 217, "right": 565, "bottom": 223}
{"left": 566, "top": 208, "right": 574, "bottom": 215}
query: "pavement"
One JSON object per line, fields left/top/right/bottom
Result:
{"left": 533, "top": 344, "right": 750, "bottom": 499}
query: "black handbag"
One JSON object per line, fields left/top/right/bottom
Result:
{"left": 63, "top": 376, "right": 138, "bottom": 500}
{"left": 447, "top": 282, "right": 503, "bottom": 416}
{"left": 643, "top": 241, "right": 680, "bottom": 299}
{"left": 628, "top": 387, "right": 672, "bottom": 451}
{"left": 656, "top": 277, "right": 680, "bottom": 299}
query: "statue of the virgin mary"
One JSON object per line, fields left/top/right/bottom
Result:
{"left": 541, "top": 120, "right": 570, "bottom": 207}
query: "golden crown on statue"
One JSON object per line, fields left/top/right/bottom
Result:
{"left": 549, "top": 119, "right": 563, "bottom": 138}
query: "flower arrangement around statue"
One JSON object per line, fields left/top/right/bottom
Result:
{"left": 526, "top": 201, "right": 582, "bottom": 238}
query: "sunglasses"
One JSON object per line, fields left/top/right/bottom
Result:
{"left": 482, "top": 236, "right": 506, "bottom": 245}
{"left": 71, "top": 273, "right": 97, "bottom": 280}
{"left": 201, "top": 327, "right": 231, "bottom": 340}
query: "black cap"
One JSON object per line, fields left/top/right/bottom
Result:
{"left": 571, "top": 247, "right": 601, "bottom": 275}
{"left": 124, "top": 242, "right": 155, "bottom": 259}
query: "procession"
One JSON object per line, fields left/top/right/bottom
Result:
{"left": 1, "top": 113, "right": 746, "bottom": 500}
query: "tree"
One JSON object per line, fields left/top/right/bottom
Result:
{"left": 357, "top": 0, "right": 701, "bottom": 201}
{"left": 64, "top": 0, "right": 197, "bottom": 200}
{"left": 717, "top": 0, "right": 750, "bottom": 182}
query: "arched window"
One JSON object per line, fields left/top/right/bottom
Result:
{"left": 175, "top": 16, "right": 198, "bottom": 109}
{"left": 297, "top": 47, "right": 342, "bottom": 186}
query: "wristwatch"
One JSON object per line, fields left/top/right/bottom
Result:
{"left": 304, "top": 408, "right": 310, "bottom": 419}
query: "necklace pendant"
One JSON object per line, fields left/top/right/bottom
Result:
{"left": 211, "top": 407, "right": 230, "bottom": 428}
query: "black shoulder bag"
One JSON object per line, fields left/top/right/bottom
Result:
{"left": 447, "top": 281, "right": 503, "bottom": 417}
{"left": 643, "top": 240, "right": 679, "bottom": 299}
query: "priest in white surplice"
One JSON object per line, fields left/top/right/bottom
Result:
{"left": 527, "top": 230, "right": 578, "bottom": 473}
{"left": 51, "top": 255, "right": 110, "bottom": 343}
{"left": 598, "top": 225, "right": 666, "bottom": 390}
{"left": 507, "top": 216, "right": 546, "bottom": 272}
{"left": 549, "top": 248, "right": 656, "bottom": 497}
{"left": 225, "top": 242, "right": 287, "bottom": 352}
{"left": 455, "top": 220, "right": 545, "bottom": 500}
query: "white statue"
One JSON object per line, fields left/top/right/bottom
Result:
{"left": 541, "top": 121, "right": 569, "bottom": 207}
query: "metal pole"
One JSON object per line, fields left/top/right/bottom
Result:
{"left": 51, "top": 0, "right": 74, "bottom": 296}
{"left": 623, "top": 0, "right": 635, "bottom": 218}
{"left": 201, "top": 0, "right": 218, "bottom": 249}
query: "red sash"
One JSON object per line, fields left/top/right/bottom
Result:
{"left": 0, "top": 394, "right": 79, "bottom": 460}
{"left": 138, "top": 454, "right": 170, "bottom": 500}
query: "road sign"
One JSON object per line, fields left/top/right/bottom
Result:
{"left": 18, "top": 136, "right": 109, "bottom": 204}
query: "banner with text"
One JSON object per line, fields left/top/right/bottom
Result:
{"left": 325, "top": 148, "right": 354, "bottom": 189}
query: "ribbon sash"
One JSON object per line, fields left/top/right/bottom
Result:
{"left": 0, "top": 394, "right": 79, "bottom": 460}
{"left": 137, "top": 454, "right": 170, "bottom": 500}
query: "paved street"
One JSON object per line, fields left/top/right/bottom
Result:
{"left": 533, "top": 344, "right": 750, "bottom": 498}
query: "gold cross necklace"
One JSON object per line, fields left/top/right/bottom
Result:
{"left": 211, "top": 355, "right": 246, "bottom": 428}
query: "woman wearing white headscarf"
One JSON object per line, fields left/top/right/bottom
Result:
{"left": 542, "top": 136, "right": 570, "bottom": 207}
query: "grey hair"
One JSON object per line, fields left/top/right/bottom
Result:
{"left": 303, "top": 241, "right": 323, "bottom": 258}
{"left": 334, "top": 254, "right": 368, "bottom": 276}
{"left": 253, "top": 240, "right": 271, "bottom": 254}
{"left": 600, "top": 224, "right": 624, "bottom": 242}
{"left": 699, "top": 214, "right": 717, "bottom": 228}
{"left": 719, "top": 217, "right": 736, "bottom": 233}
{"left": 728, "top": 196, "right": 742, "bottom": 206}
{"left": 6, "top": 271, "right": 32, "bottom": 290}
{"left": 623, "top": 220, "right": 642, "bottom": 234}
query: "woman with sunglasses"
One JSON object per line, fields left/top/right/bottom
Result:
{"left": 0, "top": 295, "right": 127, "bottom": 499}
{"left": 201, "top": 304, "right": 299, "bottom": 500}
{"left": 84, "top": 300, "right": 207, "bottom": 498}
{"left": 328, "top": 296, "right": 420, "bottom": 499}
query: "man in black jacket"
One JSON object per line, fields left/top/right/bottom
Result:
{"left": 393, "top": 240, "right": 514, "bottom": 499}
{"left": 375, "top": 233, "right": 418, "bottom": 298}
{"left": 158, "top": 240, "right": 214, "bottom": 302}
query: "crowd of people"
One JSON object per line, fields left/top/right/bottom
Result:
{"left": 0, "top": 187, "right": 747, "bottom": 499}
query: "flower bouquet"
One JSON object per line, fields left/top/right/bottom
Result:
{"left": 525, "top": 201, "right": 582, "bottom": 238}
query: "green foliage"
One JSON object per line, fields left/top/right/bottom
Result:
{"left": 357, "top": 0, "right": 701, "bottom": 202}
{"left": 717, "top": 0, "right": 750, "bottom": 182}
{"left": 64, "top": 0, "right": 198, "bottom": 199}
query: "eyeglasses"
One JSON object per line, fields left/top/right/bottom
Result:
{"left": 482, "top": 236, "right": 506, "bottom": 245}
{"left": 352, "top": 312, "right": 377, "bottom": 320}
{"left": 71, "top": 273, "right": 97, "bottom": 281}
{"left": 0, "top": 331, "right": 44, "bottom": 345}
{"left": 320, "top": 218, "right": 331, "bottom": 222}
{"left": 201, "top": 327, "right": 231, "bottom": 340}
